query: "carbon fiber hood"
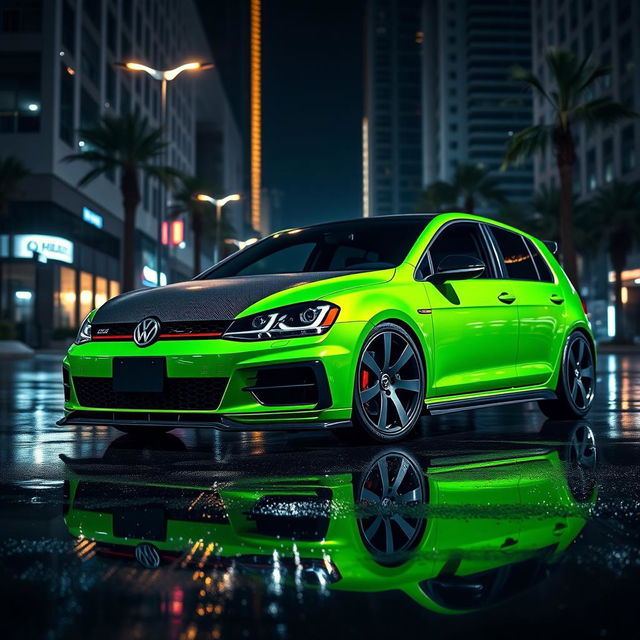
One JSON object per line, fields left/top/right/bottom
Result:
{"left": 92, "top": 272, "right": 357, "bottom": 323}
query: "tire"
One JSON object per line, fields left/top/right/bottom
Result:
{"left": 539, "top": 331, "right": 596, "bottom": 419}
{"left": 349, "top": 322, "right": 426, "bottom": 443}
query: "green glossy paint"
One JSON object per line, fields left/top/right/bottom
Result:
{"left": 62, "top": 214, "right": 593, "bottom": 426}
{"left": 63, "top": 447, "right": 596, "bottom": 614}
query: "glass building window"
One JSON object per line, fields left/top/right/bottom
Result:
{"left": 61, "top": 1, "right": 75, "bottom": 54}
{"left": 79, "top": 271, "right": 93, "bottom": 320}
{"left": 55, "top": 266, "right": 76, "bottom": 328}
{"left": 95, "top": 276, "right": 108, "bottom": 309}
{"left": 586, "top": 149, "right": 597, "bottom": 191}
{"left": 83, "top": 0, "right": 101, "bottom": 29}
{"left": 59, "top": 61, "right": 74, "bottom": 145}
{"left": 0, "top": 51, "right": 41, "bottom": 133}
{"left": 603, "top": 138, "right": 613, "bottom": 183}
{"left": 621, "top": 125, "right": 637, "bottom": 174}
{"left": 0, "top": 0, "right": 41, "bottom": 33}
{"left": 81, "top": 26, "right": 100, "bottom": 87}
{"left": 107, "top": 10, "right": 116, "bottom": 53}
{"left": 109, "top": 280, "right": 120, "bottom": 299}
{"left": 80, "top": 87, "right": 99, "bottom": 129}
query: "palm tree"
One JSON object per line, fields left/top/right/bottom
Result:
{"left": 0, "top": 156, "right": 30, "bottom": 217}
{"left": 168, "top": 175, "right": 237, "bottom": 276}
{"left": 503, "top": 48, "right": 637, "bottom": 287}
{"left": 64, "top": 113, "right": 180, "bottom": 292}
{"left": 417, "top": 163, "right": 505, "bottom": 215}
{"left": 416, "top": 180, "right": 456, "bottom": 212}
{"left": 586, "top": 180, "right": 640, "bottom": 343}
{"left": 452, "top": 163, "right": 506, "bottom": 214}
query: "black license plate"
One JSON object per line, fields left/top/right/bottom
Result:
{"left": 112, "top": 357, "right": 165, "bottom": 393}
{"left": 112, "top": 506, "right": 166, "bottom": 541}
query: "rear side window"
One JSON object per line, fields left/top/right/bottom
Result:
{"left": 489, "top": 227, "right": 539, "bottom": 281}
{"left": 525, "top": 238, "right": 555, "bottom": 283}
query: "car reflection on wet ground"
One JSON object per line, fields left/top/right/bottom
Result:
{"left": 1, "top": 354, "right": 640, "bottom": 639}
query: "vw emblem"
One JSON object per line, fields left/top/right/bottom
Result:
{"left": 133, "top": 317, "right": 160, "bottom": 347}
{"left": 135, "top": 543, "right": 161, "bottom": 569}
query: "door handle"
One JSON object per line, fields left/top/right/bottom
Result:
{"left": 550, "top": 294, "right": 565, "bottom": 304}
{"left": 498, "top": 292, "right": 516, "bottom": 304}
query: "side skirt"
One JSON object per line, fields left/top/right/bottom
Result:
{"left": 425, "top": 389, "right": 557, "bottom": 416}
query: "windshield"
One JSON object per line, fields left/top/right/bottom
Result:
{"left": 200, "top": 217, "right": 432, "bottom": 279}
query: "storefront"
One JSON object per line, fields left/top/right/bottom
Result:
{"left": 0, "top": 200, "right": 122, "bottom": 347}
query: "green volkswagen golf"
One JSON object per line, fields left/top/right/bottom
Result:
{"left": 59, "top": 213, "right": 596, "bottom": 442}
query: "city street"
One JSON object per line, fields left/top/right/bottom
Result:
{"left": 0, "top": 352, "right": 639, "bottom": 639}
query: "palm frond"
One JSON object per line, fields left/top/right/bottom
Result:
{"left": 502, "top": 125, "right": 553, "bottom": 168}
{"left": 572, "top": 98, "right": 638, "bottom": 130}
{"left": 509, "top": 65, "right": 555, "bottom": 108}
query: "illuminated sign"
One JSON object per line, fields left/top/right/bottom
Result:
{"left": 82, "top": 206, "right": 103, "bottom": 229}
{"left": 13, "top": 234, "right": 74, "bottom": 264}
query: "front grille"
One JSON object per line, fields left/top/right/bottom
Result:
{"left": 73, "top": 376, "right": 227, "bottom": 410}
{"left": 91, "top": 320, "right": 231, "bottom": 341}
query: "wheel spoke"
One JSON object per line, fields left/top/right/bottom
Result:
{"left": 581, "top": 365, "right": 594, "bottom": 379}
{"left": 365, "top": 516, "right": 382, "bottom": 539}
{"left": 568, "top": 351, "right": 577, "bottom": 369}
{"left": 363, "top": 351, "right": 381, "bottom": 376}
{"left": 392, "top": 514, "right": 417, "bottom": 539}
{"left": 570, "top": 376, "right": 578, "bottom": 398}
{"left": 389, "top": 344, "right": 413, "bottom": 376}
{"left": 384, "top": 519, "right": 394, "bottom": 553}
{"left": 576, "top": 380, "right": 587, "bottom": 405}
{"left": 377, "top": 393, "right": 389, "bottom": 429}
{"left": 399, "top": 487, "right": 421, "bottom": 503}
{"left": 360, "top": 381, "right": 380, "bottom": 403}
{"left": 391, "top": 458, "right": 409, "bottom": 493}
{"left": 382, "top": 332, "right": 392, "bottom": 370}
{"left": 389, "top": 389, "right": 408, "bottom": 426}
{"left": 577, "top": 340, "right": 585, "bottom": 364}
{"left": 377, "top": 458, "right": 390, "bottom": 494}
{"left": 394, "top": 378, "right": 420, "bottom": 393}
{"left": 360, "top": 488, "right": 381, "bottom": 504}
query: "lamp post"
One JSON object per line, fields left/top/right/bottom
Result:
{"left": 195, "top": 193, "right": 242, "bottom": 263}
{"left": 115, "top": 61, "right": 213, "bottom": 286}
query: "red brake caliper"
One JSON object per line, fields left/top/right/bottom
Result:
{"left": 360, "top": 369, "right": 370, "bottom": 391}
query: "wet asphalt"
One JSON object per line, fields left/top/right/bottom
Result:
{"left": 0, "top": 353, "right": 639, "bottom": 640}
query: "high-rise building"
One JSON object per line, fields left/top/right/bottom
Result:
{"left": 422, "top": 0, "right": 533, "bottom": 208}
{"left": 0, "top": 0, "right": 242, "bottom": 347}
{"left": 363, "top": 0, "right": 424, "bottom": 216}
{"left": 532, "top": 0, "right": 639, "bottom": 341}
{"left": 364, "top": 0, "right": 534, "bottom": 217}
{"left": 532, "top": 0, "right": 639, "bottom": 196}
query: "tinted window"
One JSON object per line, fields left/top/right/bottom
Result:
{"left": 201, "top": 218, "right": 431, "bottom": 279}
{"left": 490, "top": 227, "right": 539, "bottom": 281}
{"left": 427, "top": 222, "right": 494, "bottom": 279}
{"left": 525, "top": 238, "right": 555, "bottom": 283}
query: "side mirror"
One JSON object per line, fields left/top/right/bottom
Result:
{"left": 428, "top": 254, "right": 485, "bottom": 283}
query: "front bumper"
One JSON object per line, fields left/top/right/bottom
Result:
{"left": 61, "top": 321, "right": 366, "bottom": 427}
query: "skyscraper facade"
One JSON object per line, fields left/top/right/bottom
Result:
{"left": 422, "top": 0, "right": 533, "bottom": 208}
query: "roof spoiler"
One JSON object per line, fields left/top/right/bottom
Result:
{"left": 543, "top": 240, "right": 558, "bottom": 255}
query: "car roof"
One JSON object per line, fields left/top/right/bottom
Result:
{"left": 274, "top": 213, "right": 443, "bottom": 234}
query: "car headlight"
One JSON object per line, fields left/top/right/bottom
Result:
{"left": 75, "top": 313, "right": 92, "bottom": 345}
{"left": 223, "top": 302, "right": 340, "bottom": 341}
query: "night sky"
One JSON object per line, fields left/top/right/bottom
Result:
{"left": 199, "top": 0, "right": 365, "bottom": 230}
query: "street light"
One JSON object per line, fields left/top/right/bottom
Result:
{"left": 195, "top": 193, "right": 242, "bottom": 263}
{"left": 115, "top": 60, "right": 214, "bottom": 286}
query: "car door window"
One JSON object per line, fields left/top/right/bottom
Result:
{"left": 524, "top": 238, "right": 555, "bottom": 283}
{"left": 426, "top": 222, "right": 495, "bottom": 279}
{"left": 489, "top": 227, "right": 539, "bottom": 281}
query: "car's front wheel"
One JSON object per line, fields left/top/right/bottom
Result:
{"left": 539, "top": 331, "right": 596, "bottom": 419}
{"left": 349, "top": 322, "right": 426, "bottom": 442}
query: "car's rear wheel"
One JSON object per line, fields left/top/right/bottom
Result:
{"left": 349, "top": 323, "right": 425, "bottom": 443}
{"left": 539, "top": 331, "right": 595, "bottom": 419}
